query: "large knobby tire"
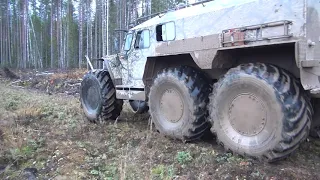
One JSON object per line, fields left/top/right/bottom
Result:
{"left": 149, "top": 66, "right": 211, "bottom": 141}
{"left": 80, "top": 70, "right": 123, "bottom": 123}
{"left": 129, "top": 100, "right": 149, "bottom": 114}
{"left": 210, "top": 63, "right": 313, "bottom": 162}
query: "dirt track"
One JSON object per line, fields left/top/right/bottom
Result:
{"left": 0, "top": 70, "right": 320, "bottom": 180}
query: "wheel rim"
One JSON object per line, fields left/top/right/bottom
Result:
{"left": 81, "top": 79, "right": 101, "bottom": 113}
{"left": 229, "top": 93, "right": 267, "bottom": 137}
{"left": 159, "top": 88, "right": 184, "bottom": 123}
{"left": 219, "top": 86, "right": 277, "bottom": 148}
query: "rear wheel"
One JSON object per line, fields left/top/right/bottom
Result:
{"left": 80, "top": 70, "right": 123, "bottom": 123}
{"left": 210, "top": 63, "right": 312, "bottom": 162}
{"left": 148, "top": 66, "right": 211, "bottom": 141}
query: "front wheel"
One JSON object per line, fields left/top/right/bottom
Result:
{"left": 80, "top": 70, "right": 123, "bottom": 123}
{"left": 210, "top": 63, "right": 312, "bottom": 162}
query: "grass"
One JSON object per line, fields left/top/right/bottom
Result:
{"left": 49, "top": 68, "right": 87, "bottom": 80}
{"left": 0, "top": 82, "right": 319, "bottom": 179}
{"left": 176, "top": 151, "right": 193, "bottom": 165}
{"left": 151, "top": 164, "right": 175, "bottom": 180}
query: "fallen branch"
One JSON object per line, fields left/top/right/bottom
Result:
{"left": 10, "top": 85, "right": 25, "bottom": 89}
{"left": 66, "top": 83, "right": 81, "bottom": 87}
{"left": 10, "top": 80, "right": 22, "bottom": 84}
{"left": 35, "top": 72, "right": 54, "bottom": 76}
{"left": 2, "top": 67, "right": 20, "bottom": 79}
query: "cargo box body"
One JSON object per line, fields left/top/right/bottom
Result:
{"left": 103, "top": 0, "right": 320, "bottom": 100}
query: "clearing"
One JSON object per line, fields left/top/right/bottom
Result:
{"left": 0, "top": 70, "right": 319, "bottom": 180}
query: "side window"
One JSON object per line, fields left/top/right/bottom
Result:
{"left": 124, "top": 33, "right": 133, "bottom": 51}
{"left": 156, "top": 22, "right": 176, "bottom": 41}
{"left": 134, "top": 30, "right": 150, "bottom": 49}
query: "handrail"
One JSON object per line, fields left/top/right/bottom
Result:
{"left": 132, "top": 0, "right": 214, "bottom": 26}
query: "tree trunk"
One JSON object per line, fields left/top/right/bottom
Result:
{"left": 106, "top": 0, "right": 109, "bottom": 56}
{"left": 22, "top": 0, "right": 28, "bottom": 68}
{"left": 79, "top": 0, "right": 83, "bottom": 68}
{"left": 0, "top": 5, "right": 3, "bottom": 66}
{"left": 7, "top": 0, "right": 11, "bottom": 66}
{"left": 86, "top": 0, "right": 89, "bottom": 69}
{"left": 50, "top": 1, "right": 54, "bottom": 68}
{"left": 102, "top": 0, "right": 106, "bottom": 56}
{"left": 94, "top": 0, "right": 98, "bottom": 67}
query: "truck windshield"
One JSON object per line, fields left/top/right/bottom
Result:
{"left": 124, "top": 33, "right": 133, "bottom": 51}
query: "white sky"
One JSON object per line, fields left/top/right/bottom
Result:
{"left": 31, "top": 0, "right": 199, "bottom": 18}
{"left": 73, "top": 0, "right": 96, "bottom": 18}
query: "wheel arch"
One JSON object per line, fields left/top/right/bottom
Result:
{"left": 145, "top": 42, "right": 300, "bottom": 79}
{"left": 143, "top": 54, "right": 202, "bottom": 99}
{"left": 210, "top": 42, "right": 300, "bottom": 78}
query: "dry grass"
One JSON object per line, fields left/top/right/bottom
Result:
{"left": 0, "top": 82, "right": 319, "bottom": 180}
{"left": 15, "top": 107, "right": 42, "bottom": 120}
{"left": 49, "top": 68, "right": 87, "bottom": 80}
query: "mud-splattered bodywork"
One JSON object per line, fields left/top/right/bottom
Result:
{"left": 102, "top": 0, "right": 320, "bottom": 100}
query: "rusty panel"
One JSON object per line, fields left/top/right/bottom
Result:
{"left": 223, "top": 30, "right": 245, "bottom": 47}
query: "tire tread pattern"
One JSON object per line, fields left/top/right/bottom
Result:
{"left": 149, "top": 66, "right": 211, "bottom": 141}
{"left": 83, "top": 70, "right": 123, "bottom": 123}
{"left": 210, "top": 63, "right": 312, "bottom": 162}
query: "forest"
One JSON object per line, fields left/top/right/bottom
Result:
{"left": 0, "top": 0, "right": 193, "bottom": 69}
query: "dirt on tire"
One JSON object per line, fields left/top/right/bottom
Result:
{"left": 148, "top": 66, "right": 211, "bottom": 141}
{"left": 80, "top": 70, "right": 123, "bottom": 122}
{"left": 210, "top": 63, "right": 312, "bottom": 162}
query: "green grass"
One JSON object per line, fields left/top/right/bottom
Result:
{"left": 151, "top": 164, "right": 175, "bottom": 180}
{"left": 176, "top": 151, "right": 193, "bottom": 165}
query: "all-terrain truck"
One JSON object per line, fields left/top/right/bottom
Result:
{"left": 80, "top": 0, "right": 320, "bottom": 162}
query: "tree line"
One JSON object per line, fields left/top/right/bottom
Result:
{"left": 0, "top": 0, "right": 196, "bottom": 69}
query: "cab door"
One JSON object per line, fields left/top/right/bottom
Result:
{"left": 117, "top": 31, "right": 134, "bottom": 86}
{"left": 127, "top": 29, "right": 151, "bottom": 88}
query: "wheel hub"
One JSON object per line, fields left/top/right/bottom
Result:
{"left": 82, "top": 79, "right": 101, "bottom": 111}
{"left": 86, "top": 86, "right": 100, "bottom": 109}
{"left": 228, "top": 94, "right": 267, "bottom": 136}
{"left": 160, "top": 88, "right": 184, "bottom": 123}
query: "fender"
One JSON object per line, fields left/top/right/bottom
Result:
{"left": 85, "top": 55, "right": 117, "bottom": 86}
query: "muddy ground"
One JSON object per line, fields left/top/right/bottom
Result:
{"left": 0, "top": 69, "right": 319, "bottom": 180}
